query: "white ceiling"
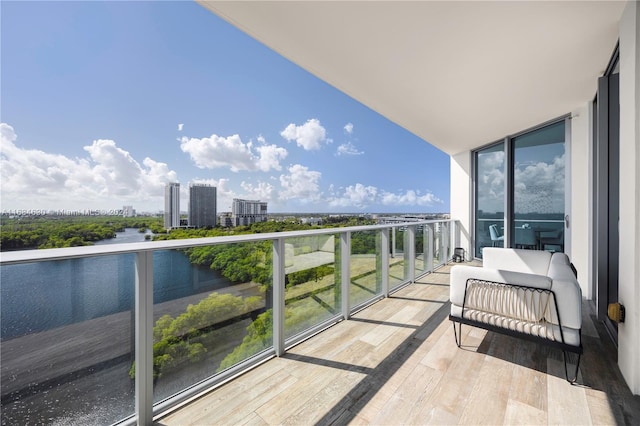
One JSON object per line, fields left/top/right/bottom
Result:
{"left": 198, "top": 1, "right": 624, "bottom": 155}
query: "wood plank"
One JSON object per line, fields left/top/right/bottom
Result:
{"left": 457, "top": 354, "right": 512, "bottom": 425}
{"left": 370, "top": 363, "right": 443, "bottom": 425}
{"left": 503, "top": 399, "right": 547, "bottom": 425}
{"left": 509, "top": 340, "right": 548, "bottom": 412}
{"left": 158, "top": 263, "right": 640, "bottom": 426}
{"left": 281, "top": 370, "right": 364, "bottom": 425}
{"left": 254, "top": 362, "right": 341, "bottom": 424}
{"left": 547, "top": 357, "right": 592, "bottom": 425}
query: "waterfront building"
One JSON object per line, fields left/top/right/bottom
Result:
{"left": 231, "top": 198, "right": 267, "bottom": 226}
{"left": 122, "top": 205, "right": 135, "bottom": 217}
{"left": 218, "top": 212, "right": 233, "bottom": 228}
{"left": 164, "top": 182, "right": 180, "bottom": 229}
{"left": 188, "top": 184, "right": 217, "bottom": 228}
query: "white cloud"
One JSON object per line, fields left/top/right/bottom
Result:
{"left": 476, "top": 151, "right": 505, "bottom": 213}
{"left": 476, "top": 150, "right": 565, "bottom": 215}
{"left": 0, "top": 122, "right": 178, "bottom": 211}
{"left": 380, "top": 189, "right": 441, "bottom": 206}
{"left": 279, "top": 164, "right": 322, "bottom": 201}
{"left": 344, "top": 123, "right": 354, "bottom": 134}
{"left": 180, "top": 133, "right": 287, "bottom": 172}
{"left": 255, "top": 144, "right": 288, "bottom": 172}
{"left": 178, "top": 123, "right": 184, "bottom": 131}
{"left": 336, "top": 142, "right": 364, "bottom": 156}
{"left": 241, "top": 180, "right": 276, "bottom": 202}
{"left": 280, "top": 118, "right": 329, "bottom": 150}
{"left": 514, "top": 154, "right": 565, "bottom": 214}
{"left": 328, "top": 184, "right": 377, "bottom": 208}
{"left": 327, "top": 184, "right": 441, "bottom": 210}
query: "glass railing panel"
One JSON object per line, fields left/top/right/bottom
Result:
{"left": 283, "top": 234, "right": 339, "bottom": 340}
{"left": 389, "top": 227, "right": 408, "bottom": 289}
{"left": 349, "top": 230, "right": 382, "bottom": 307}
{"left": 1, "top": 255, "right": 135, "bottom": 425}
{"left": 152, "top": 242, "right": 271, "bottom": 403}
{"left": 433, "top": 222, "right": 444, "bottom": 267}
{"left": 415, "top": 224, "right": 429, "bottom": 276}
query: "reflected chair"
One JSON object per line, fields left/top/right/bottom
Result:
{"left": 540, "top": 230, "right": 564, "bottom": 252}
{"left": 489, "top": 224, "right": 504, "bottom": 247}
{"left": 515, "top": 227, "right": 537, "bottom": 250}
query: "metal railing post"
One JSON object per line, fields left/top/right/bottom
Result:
{"left": 272, "top": 237, "right": 285, "bottom": 356}
{"left": 135, "top": 251, "right": 153, "bottom": 426}
{"left": 381, "top": 228, "right": 390, "bottom": 297}
{"left": 341, "top": 231, "right": 351, "bottom": 319}
{"left": 407, "top": 225, "right": 415, "bottom": 281}
{"left": 391, "top": 227, "right": 396, "bottom": 258}
{"left": 426, "top": 224, "right": 434, "bottom": 272}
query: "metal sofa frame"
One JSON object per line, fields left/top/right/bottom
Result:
{"left": 449, "top": 278, "right": 583, "bottom": 383}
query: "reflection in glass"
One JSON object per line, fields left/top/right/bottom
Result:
{"left": 1, "top": 255, "right": 135, "bottom": 425}
{"left": 475, "top": 142, "right": 505, "bottom": 257}
{"left": 152, "top": 243, "right": 271, "bottom": 403}
{"left": 389, "top": 228, "right": 408, "bottom": 289}
{"left": 350, "top": 230, "right": 382, "bottom": 307}
{"left": 513, "top": 121, "right": 565, "bottom": 252}
{"left": 283, "top": 235, "right": 340, "bottom": 339}
{"left": 414, "top": 225, "right": 427, "bottom": 276}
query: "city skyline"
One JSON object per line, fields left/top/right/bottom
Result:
{"left": 0, "top": 1, "right": 450, "bottom": 214}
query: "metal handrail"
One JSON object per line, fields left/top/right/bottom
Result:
{"left": 0, "top": 219, "right": 458, "bottom": 425}
{"left": 0, "top": 219, "right": 453, "bottom": 265}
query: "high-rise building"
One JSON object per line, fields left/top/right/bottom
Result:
{"left": 189, "top": 184, "right": 217, "bottom": 228}
{"left": 164, "top": 182, "right": 180, "bottom": 229}
{"left": 232, "top": 198, "right": 267, "bottom": 226}
{"left": 122, "top": 205, "right": 136, "bottom": 217}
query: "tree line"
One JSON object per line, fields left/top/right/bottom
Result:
{"left": 0, "top": 216, "right": 165, "bottom": 250}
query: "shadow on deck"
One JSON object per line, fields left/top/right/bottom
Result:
{"left": 158, "top": 263, "right": 640, "bottom": 425}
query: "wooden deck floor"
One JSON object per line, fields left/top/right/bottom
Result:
{"left": 157, "top": 263, "right": 640, "bottom": 425}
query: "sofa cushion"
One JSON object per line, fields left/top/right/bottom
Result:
{"left": 550, "top": 252, "right": 570, "bottom": 266}
{"left": 482, "top": 248, "right": 552, "bottom": 275}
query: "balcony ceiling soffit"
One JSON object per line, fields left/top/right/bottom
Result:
{"left": 198, "top": 1, "right": 624, "bottom": 155}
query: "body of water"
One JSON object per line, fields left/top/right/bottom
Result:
{"left": 0, "top": 229, "right": 233, "bottom": 340}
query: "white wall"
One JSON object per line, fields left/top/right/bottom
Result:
{"left": 450, "top": 151, "right": 472, "bottom": 258}
{"left": 617, "top": 0, "right": 640, "bottom": 395}
{"left": 449, "top": 1, "right": 639, "bottom": 396}
{"left": 569, "top": 105, "right": 592, "bottom": 299}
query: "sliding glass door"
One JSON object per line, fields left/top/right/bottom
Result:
{"left": 474, "top": 142, "right": 505, "bottom": 256}
{"left": 512, "top": 121, "right": 565, "bottom": 252}
{"left": 474, "top": 119, "right": 567, "bottom": 258}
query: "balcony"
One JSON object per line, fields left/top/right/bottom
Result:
{"left": 159, "top": 264, "right": 640, "bottom": 425}
{"left": 1, "top": 220, "right": 456, "bottom": 425}
{"left": 2, "top": 220, "right": 639, "bottom": 425}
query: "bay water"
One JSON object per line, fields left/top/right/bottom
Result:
{"left": 1, "top": 229, "right": 232, "bottom": 340}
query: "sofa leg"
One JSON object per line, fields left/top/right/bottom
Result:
{"left": 452, "top": 321, "right": 462, "bottom": 348}
{"left": 563, "top": 351, "right": 581, "bottom": 384}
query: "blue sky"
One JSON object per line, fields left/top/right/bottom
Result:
{"left": 1, "top": 1, "right": 450, "bottom": 214}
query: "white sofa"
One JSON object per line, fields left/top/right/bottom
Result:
{"left": 449, "top": 248, "right": 582, "bottom": 381}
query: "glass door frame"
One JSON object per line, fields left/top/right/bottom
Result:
{"left": 592, "top": 42, "right": 620, "bottom": 341}
{"left": 472, "top": 115, "right": 571, "bottom": 259}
